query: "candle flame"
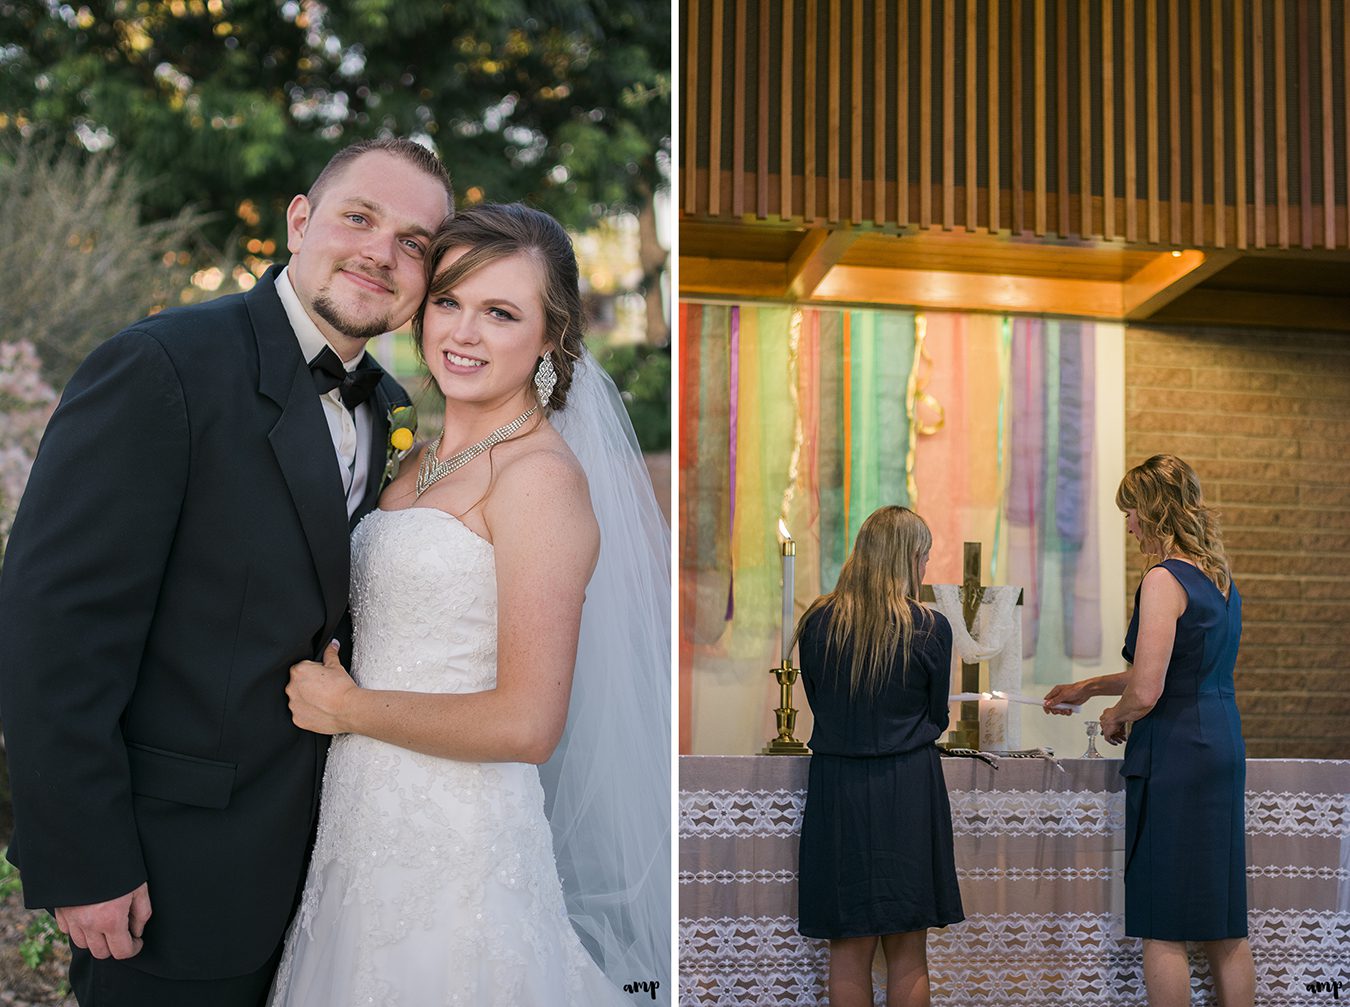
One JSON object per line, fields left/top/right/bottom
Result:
{"left": 778, "top": 519, "right": 792, "bottom": 542}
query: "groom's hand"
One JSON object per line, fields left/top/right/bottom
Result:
{"left": 55, "top": 881, "right": 151, "bottom": 960}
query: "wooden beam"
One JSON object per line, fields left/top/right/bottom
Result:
{"left": 1102, "top": 0, "right": 1115, "bottom": 240}
{"left": 965, "top": 0, "right": 977, "bottom": 230}
{"left": 756, "top": 0, "right": 770, "bottom": 218}
{"left": 987, "top": 0, "right": 999, "bottom": 232}
{"left": 813, "top": 264, "right": 1124, "bottom": 317}
{"left": 678, "top": 256, "right": 787, "bottom": 298}
{"left": 1211, "top": 0, "right": 1225, "bottom": 247}
{"left": 780, "top": 0, "right": 794, "bottom": 220}
{"left": 1234, "top": 0, "right": 1247, "bottom": 249}
{"left": 874, "top": 0, "right": 887, "bottom": 224}
{"left": 1254, "top": 0, "right": 1265, "bottom": 248}
{"left": 683, "top": 0, "right": 700, "bottom": 214}
{"left": 784, "top": 228, "right": 859, "bottom": 300}
{"left": 942, "top": 0, "right": 954, "bottom": 228}
{"left": 1122, "top": 249, "right": 1241, "bottom": 320}
{"left": 1148, "top": 289, "right": 1350, "bottom": 333}
{"left": 708, "top": 0, "right": 724, "bottom": 217}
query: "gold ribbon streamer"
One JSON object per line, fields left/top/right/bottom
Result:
{"left": 904, "top": 314, "right": 946, "bottom": 504}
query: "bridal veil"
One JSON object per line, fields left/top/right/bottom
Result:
{"left": 543, "top": 351, "right": 671, "bottom": 1003}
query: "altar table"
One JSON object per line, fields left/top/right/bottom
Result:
{"left": 679, "top": 756, "right": 1350, "bottom": 1007}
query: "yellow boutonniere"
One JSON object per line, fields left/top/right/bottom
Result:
{"left": 383, "top": 404, "right": 418, "bottom": 484}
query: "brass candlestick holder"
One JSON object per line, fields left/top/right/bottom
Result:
{"left": 761, "top": 659, "right": 811, "bottom": 755}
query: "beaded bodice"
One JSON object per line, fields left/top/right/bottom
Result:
{"left": 348, "top": 507, "right": 497, "bottom": 694}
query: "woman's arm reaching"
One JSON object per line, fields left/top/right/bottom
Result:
{"left": 1042, "top": 672, "right": 1129, "bottom": 713}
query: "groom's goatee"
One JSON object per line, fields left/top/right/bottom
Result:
{"left": 312, "top": 291, "right": 395, "bottom": 343}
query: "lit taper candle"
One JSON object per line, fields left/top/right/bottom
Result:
{"left": 778, "top": 519, "right": 795, "bottom": 664}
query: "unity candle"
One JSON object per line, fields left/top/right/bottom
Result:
{"left": 778, "top": 520, "right": 795, "bottom": 664}
{"left": 979, "top": 694, "right": 1008, "bottom": 750}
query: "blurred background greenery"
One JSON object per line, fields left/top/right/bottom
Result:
{"left": 0, "top": 0, "right": 672, "bottom": 557}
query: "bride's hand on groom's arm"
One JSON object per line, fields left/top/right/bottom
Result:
{"left": 287, "top": 641, "right": 358, "bottom": 735}
{"left": 55, "top": 881, "right": 151, "bottom": 961}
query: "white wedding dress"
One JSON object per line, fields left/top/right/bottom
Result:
{"left": 268, "top": 506, "right": 631, "bottom": 1006}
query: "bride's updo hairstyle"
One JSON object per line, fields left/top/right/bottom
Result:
{"left": 1116, "top": 453, "right": 1232, "bottom": 595}
{"left": 413, "top": 202, "right": 586, "bottom": 412}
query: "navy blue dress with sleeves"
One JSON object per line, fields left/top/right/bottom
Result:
{"left": 796, "top": 602, "right": 965, "bottom": 938}
{"left": 1121, "top": 559, "right": 1247, "bottom": 941}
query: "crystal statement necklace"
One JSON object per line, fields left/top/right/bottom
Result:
{"left": 415, "top": 405, "right": 538, "bottom": 498}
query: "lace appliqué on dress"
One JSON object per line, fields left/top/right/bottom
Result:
{"left": 269, "top": 509, "right": 624, "bottom": 1007}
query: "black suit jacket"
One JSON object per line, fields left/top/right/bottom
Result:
{"left": 0, "top": 265, "right": 407, "bottom": 979}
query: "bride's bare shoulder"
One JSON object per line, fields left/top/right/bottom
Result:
{"left": 499, "top": 437, "right": 590, "bottom": 508}
{"left": 485, "top": 437, "right": 598, "bottom": 564}
{"left": 497, "top": 426, "right": 587, "bottom": 491}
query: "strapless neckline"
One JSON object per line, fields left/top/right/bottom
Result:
{"left": 366, "top": 505, "right": 493, "bottom": 552}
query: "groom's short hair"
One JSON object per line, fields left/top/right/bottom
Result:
{"left": 308, "top": 137, "right": 455, "bottom": 213}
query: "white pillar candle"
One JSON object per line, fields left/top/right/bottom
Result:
{"left": 979, "top": 696, "right": 1008, "bottom": 750}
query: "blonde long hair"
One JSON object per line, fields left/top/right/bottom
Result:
{"left": 1116, "top": 454, "right": 1231, "bottom": 595}
{"left": 793, "top": 505, "right": 934, "bottom": 696}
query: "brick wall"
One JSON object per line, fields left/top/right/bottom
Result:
{"left": 1124, "top": 326, "right": 1350, "bottom": 759}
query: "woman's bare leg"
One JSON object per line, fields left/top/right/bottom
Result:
{"left": 880, "top": 929, "right": 930, "bottom": 1007}
{"left": 829, "top": 936, "right": 879, "bottom": 1007}
{"left": 1203, "top": 938, "right": 1255, "bottom": 1007}
{"left": 1143, "top": 939, "right": 1193, "bottom": 1007}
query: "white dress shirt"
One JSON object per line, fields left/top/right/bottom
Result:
{"left": 275, "top": 267, "right": 373, "bottom": 517}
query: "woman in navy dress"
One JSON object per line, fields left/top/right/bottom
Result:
{"left": 795, "top": 505, "right": 964, "bottom": 1007}
{"left": 1044, "top": 455, "right": 1254, "bottom": 1007}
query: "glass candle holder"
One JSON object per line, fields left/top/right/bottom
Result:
{"left": 1081, "top": 720, "right": 1104, "bottom": 759}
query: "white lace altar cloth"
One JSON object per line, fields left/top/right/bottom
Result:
{"left": 679, "top": 755, "right": 1350, "bottom": 1007}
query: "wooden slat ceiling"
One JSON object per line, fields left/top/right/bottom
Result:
{"left": 679, "top": 0, "right": 1350, "bottom": 332}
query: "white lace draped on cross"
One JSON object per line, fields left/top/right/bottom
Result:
{"left": 268, "top": 507, "right": 630, "bottom": 1007}
{"left": 930, "top": 584, "right": 1023, "bottom": 749}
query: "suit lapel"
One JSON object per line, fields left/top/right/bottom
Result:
{"left": 248, "top": 266, "right": 350, "bottom": 640}
{"left": 353, "top": 366, "right": 412, "bottom": 526}
{"left": 354, "top": 381, "right": 391, "bottom": 528}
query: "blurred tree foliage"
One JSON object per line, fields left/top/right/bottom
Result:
{"left": 0, "top": 136, "right": 208, "bottom": 384}
{"left": 591, "top": 341, "right": 669, "bottom": 454}
{"left": 0, "top": 0, "right": 670, "bottom": 341}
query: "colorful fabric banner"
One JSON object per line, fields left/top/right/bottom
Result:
{"left": 678, "top": 303, "right": 1106, "bottom": 752}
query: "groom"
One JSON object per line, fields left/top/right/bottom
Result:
{"left": 0, "top": 138, "right": 452, "bottom": 1005}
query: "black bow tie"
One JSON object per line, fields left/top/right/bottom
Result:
{"left": 308, "top": 347, "right": 382, "bottom": 411}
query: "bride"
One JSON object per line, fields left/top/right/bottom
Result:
{"left": 267, "top": 203, "right": 670, "bottom": 1005}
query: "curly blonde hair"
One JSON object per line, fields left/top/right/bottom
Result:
{"left": 1116, "top": 454, "right": 1231, "bottom": 595}
{"left": 793, "top": 505, "right": 934, "bottom": 697}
